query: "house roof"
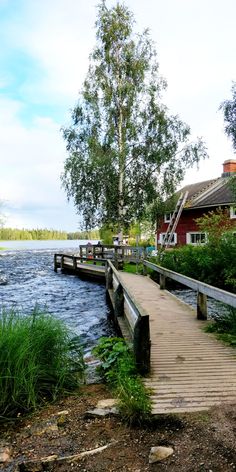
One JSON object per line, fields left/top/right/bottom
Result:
{"left": 179, "top": 176, "right": 235, "bottom": 209}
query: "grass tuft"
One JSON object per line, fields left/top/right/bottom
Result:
{"left": 205, "top": 307, "right": 236, "bottom": 346}
{"left": 0, "top": 308, "right": 85, "bottom": 419}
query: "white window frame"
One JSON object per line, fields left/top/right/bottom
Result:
{"left": 164, "top": 212, "right": 173, "bottom": 223}
{"left": 230, "top": 206, "right": 236, "bottom": 219}
{"left": 186, "top": 232, "right": 207, "bottom": 245}
{"left": 158, "top": 233, "right": 177, "bottom": 245}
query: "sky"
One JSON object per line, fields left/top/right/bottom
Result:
{"left": 0, "top": 0, "right": 236, "bottom": 232}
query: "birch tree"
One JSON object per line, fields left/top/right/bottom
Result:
{"left": 62, "top": 1, "right": 207, "bottom": 238}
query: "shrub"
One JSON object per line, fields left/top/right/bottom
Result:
{"left": 93, "top": 337, "right": 151, "bottom": 424}
{"left": 0, "top": 308, "right": 85, "bottom": 418}
{"left": 155, "top": 232, "right": 236, "bottom": 292}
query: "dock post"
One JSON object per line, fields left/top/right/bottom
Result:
{"left": 60, "top": 255, "right": 64, "bottom": 270}
{"left": 114, "top": 284, "right": 124, "bottom": 318}
{"left": 106, "top": 266, "right": 113, "bottom": 290}
{"left": 73, "top": 256, "right": 77, "bottom": 271}
{"left": 160, "top": 273, "right": 166, "bottom": 289}
{"left": 197, "top": 291, "right": 207, "bottom": 320}
{"left": 54, "top": 254, "right": 57, "bottom": 272}
{"left": 133, "top": 316, "right": 150, "bottom": 375}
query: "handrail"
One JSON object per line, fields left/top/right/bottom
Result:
{"left": 107, "top": 260, "right": 149, "bottom": 319}
{"left": 106, "top": 260, "right": 150, "bottom": 374}
{"left": 144, "top": 259, "right": 236, "bottom": 319}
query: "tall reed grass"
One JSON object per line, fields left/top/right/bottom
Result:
{"left": 0, "top": 308, "right": 85, "bottom": 418}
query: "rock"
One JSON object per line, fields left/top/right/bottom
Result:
{"left": 85, "top": 406, "right": 119, "bottom": 418}
{"left": 0, "top": 446, "right": 12, "bottom": 462}
{"left": 30, "top": 419, "right": 59, "bottom": 436}
{"left": 56, "top": 410, "right": 69, "bottom": 416}
{"left": 0, "top": 277, "right": 7, "bottom": 285}
{"left": 96, "top": 399, "right": 118, "bottom": 409}
{"left": 149, "top": 446, "right": 174, "bottom": 463}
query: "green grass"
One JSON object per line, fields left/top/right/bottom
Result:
{"left": 93, "top": 337, "right": 151, "bottom": 424}
{"left": 0, "top": 308, "right": 85, "bottom": 419}
{"left": 205, "top": 307, "right": 236, "bottom": 346}
{"left": 122, "top": 262, "right": 143, "bottom": 274}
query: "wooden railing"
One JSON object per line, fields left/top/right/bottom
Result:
{"left": 144, "top": 260, "right": 236, "bottom": 320}
{"left": 54, "top": 253, "right": 106, "bottom": 275}
{"left": 79, "top": 244, "right": 146, "bottom": 267}
{"left": 106, "top": 260, "right": 150, "bottom": 374}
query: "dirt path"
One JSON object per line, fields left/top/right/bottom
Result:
{"left": 0, "top": 384, "right": 235, "bottom": 471}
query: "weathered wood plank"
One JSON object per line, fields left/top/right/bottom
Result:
{"left": 119, "top": 272, "right": 236, "bottom": 415}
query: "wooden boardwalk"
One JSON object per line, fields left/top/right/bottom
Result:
{"left": 118, "top": 272, "right": 236, "bottom": 415}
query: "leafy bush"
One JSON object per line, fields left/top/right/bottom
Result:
{"left": 0, "top": 308, "right": 85, "bottom": 418}
{"left": 155, "top": 232, "right": 236, "bottom": 292}
{"left": 93, "top": 337, "right": 151, "bottom": 424}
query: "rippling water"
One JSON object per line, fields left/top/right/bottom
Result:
{"left": 170, "top": 288, "right": 229, "bottom": 319}
{"left": 0, "top": 244, "right": 114, "bottom": 356}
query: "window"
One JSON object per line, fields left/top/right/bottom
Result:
{"left": 186, "top": 232, "right": 206, "bottom": 245}
{"left": 159, "top": 233, "right": 177, "bottom": 245}
{"left": 164, "top": 212, "right": 173, "bottom": 223}
{"left": 230, "top": 206, "right": 236, "bottom": 219}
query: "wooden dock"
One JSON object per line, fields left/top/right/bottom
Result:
{"left": 54, "top": 253, "right": 236, "bottom": 415}
{"left": 118, "top": 272, "right": 236, "bottom": 415}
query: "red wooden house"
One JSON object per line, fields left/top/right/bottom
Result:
{"left": 156, "top": 159, "right": 236, "bottom": 247}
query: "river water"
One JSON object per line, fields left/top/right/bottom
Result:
{"left": 0, "top": 239, "right": 227, "bottom": 354}
{"left": 0, "top": 240, "right": 114, "bottom": 360}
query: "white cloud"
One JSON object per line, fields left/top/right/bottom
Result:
{"left": 0, "top": 95, "right": 78, "bottom": 230}
{"left": 0, "top": 0, "right": 236, "bottom": 232}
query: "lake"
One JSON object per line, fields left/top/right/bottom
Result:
{"left": 0, "top": 240, "right": 114, "bottom": 360}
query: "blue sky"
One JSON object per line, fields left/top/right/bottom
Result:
{"left": 0, "top": 0, "right": 236, "bottom": 231}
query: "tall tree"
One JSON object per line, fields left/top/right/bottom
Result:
{"left": 62, "top": 1, "right": 207, "bottom": 238}
{"left": 220, "top": 82, "right": 236, "bottom": 199}
{"left": 220, "top": 82, "right": 236, "bottom": 151}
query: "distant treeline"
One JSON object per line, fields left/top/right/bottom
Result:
{"left": 0, "top": 228, "right": 67, "bottom": 240}
{"left": 0, "top": 228, "right": 100, "bottom": 241}
{"left": 67, "top": 230, "right": 100, "bottom": 240}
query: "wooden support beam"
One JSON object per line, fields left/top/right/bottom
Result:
{"left": 160, "top": 274, "right": 166, "bottom": 290}
{"left": 106, "top": 266, "right": 113, "bottom": 291}
{"left": 197, "top": 291, "right": 208, "bottom": 320}
{"left": 114, "top": 284, "right": 124, "bottom": 318}
{"left": 54, "top": 254, "right": 57, "bottom": 272}
{"left": 133, "top": 316, "right": 150, "bottom": 375}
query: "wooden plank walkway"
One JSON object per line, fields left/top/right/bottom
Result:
{"left": 118, "top": 272, "right": 236, "bottom": 415}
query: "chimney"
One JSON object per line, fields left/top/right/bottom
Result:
{"left": 222, "top": 159, "right": 236, "bottom": 177}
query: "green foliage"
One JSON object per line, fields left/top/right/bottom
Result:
{"left": 99, "top": 225, "right": 114, "bottom": 244}
{"left": 196, "top": 208, "right": 234, "bottom": 246}
{"left": 205, "top": 308, "right": 236, "bottom": 346}
{"left": 0, "top": 227, "right": 67, "bottom": 241}
{"left": 0, "top": 308, "right": 85, "bottom": 419}
{"left": 93, "top": 337, "right": 151, "bottom": 424}
{"left": 62, "top": 1, "right": 207, "bottom": 231}
{"left": 220, "top": 82, "right": 236, "bottom": 152}
{"left": 156, "top": 231, "right": 236, "bottom": 292}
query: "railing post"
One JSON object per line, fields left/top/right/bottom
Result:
{"left": 160, "top": 273, "right": 166, "bottom": 289}
{"left": 54, "top": 254, "right": 57, "bottom": 272}
{"left": 73, "top": 256, "right": 77, "bottom": 271}
{"left": 143, "top": 258, "right": 147, "bottom": 276}
{"left": 60, "top": 255, "right": 64, "bottom": 270}
{"left": 133, "top": 316, "right": 150, "bottom": 374}
{"left": 114, "top": 247, "right": 118, "bottom": 269}
{"left": 197, "top": 291, "right": 208, "bottom": 320}
{"left": 106, "top": 265, "right": 113, "bottom": 291}
{"left": 114, "top": 284, "right": 124, "bottom": 318}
